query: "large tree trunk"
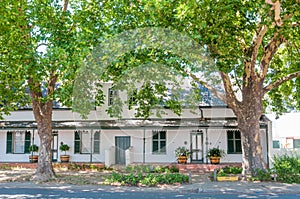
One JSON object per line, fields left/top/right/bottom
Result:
{"left": 222, "top": 71, "right": 267, "bottom": 180}
{"left": 237, "top": 110, "right": 267, "bottom": 180}
{"left": 30, "top": 96, "right": 56, "bottom": 181}
{"left": 236, "top": 83, "right": 267, "bottom": 180}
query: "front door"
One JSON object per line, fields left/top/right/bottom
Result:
{"left": 115, "top": 136, "right": 131, "bottom": 165}
{"left": 190, "top": 131, "right": 203, "bottom": 163}
{"left": 52, "top": 131, "right": 58, "bottom": 162}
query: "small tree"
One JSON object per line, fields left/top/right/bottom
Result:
{"left": 29, "top": 144, "right": 39, "bottom": 154}
{"left": 59, "top": 143, "right": 70, "bottom": 156}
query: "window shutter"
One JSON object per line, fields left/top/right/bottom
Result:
{"left": 93, "top": 131, "right": 100, "bottom": 154}
{"left": 24, "top": 131, "right": 31, "bottom": 153}
{"left": 6, "top": 131, "right": 13, "bottom": 153}
{"left": 74, "top": 131, "right": 80, "bottom": 153}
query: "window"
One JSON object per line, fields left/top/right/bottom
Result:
{"left": 6, "top": 131, "right": 31, "bottom": 154}
{"left": 294, "top": 139, "right": 300, "bottom": 148}
{"left": 74, "top": 130, "right": 100, "bottom": 154}
{"left": 152, "top": 130, "right": 166, "bottom": 154}
{"left": 108, "top": 88, "right": 117, "bottom": 106}
{"left": 93, "top": 131, "right": 100, "bottom": 154}
{"left": 273, "top": 140, "right": 280, "bottom": 149}
{"left": 227, "top": 130, "right": 242, "bottom": 154}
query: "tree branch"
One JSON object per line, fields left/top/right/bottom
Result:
{"left": 264, "top": 71, "right": 300, "bottom": 94}
{"left": 265, "top": 0, "right": 282, "bottom": 26}
{"left": 260, "top": 34, "right": 285, "bottom": 79}
{"left": 184, "top": 69, "right": 226, "bottom": 103}
{"left": 63, "top": 0, "right": 69, "bottom": 12}
{"left": 251, "top": 25, "right": 268, "bottom": 71}
{"left": 245, "top": 25, "right": 268, "bottom": 84}
{"left": 291, "top": 21, "right": 300, "bottom": 27}
{"left": 220, "top": 72, "right": 240, "bottom": 114}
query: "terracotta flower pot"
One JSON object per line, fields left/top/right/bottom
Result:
{"left": 177, "top": 155, "right": 188, "bottom": 164}
{"left": 60, "top": 155, "right": 70, "bottom": 163}
{"left": 29, "top": 155, "right": 38, "bottom": 163}
{"left": 209, "top": 156, "right": 220, "bottom": 164}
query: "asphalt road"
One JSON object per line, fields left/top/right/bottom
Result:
{"left": 0, "top": 186, "right": 300, "bottom": 199}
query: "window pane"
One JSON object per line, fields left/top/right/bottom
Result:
{"left": 227, "top": 131, "right": 233, "bottom": 139}
{"left": 6, "top": 131, "right": 13, "bottom": 153}
{"left": 74, "top": 131, "right": 80, "bottom": 153}
{"left": 24, "top": 131, "right": 31, "bottom": 153}
{"left": 74, "top": 141, "right": 80, "bottom": 153}
{"left": 294, "top": 139, "right": 300, "bottom": 148}
{"left": 75, "top": 131, "right": 80, "bottom": 140}
{"left": 160, "top": 131, "right": 166, "bottom": 139}
{"left": 94, "top": 131, "right": 100, "bottom": 140}
{"left": 273, "top": 140, "right": 280, "bottom": 149}
{"left": 153, "top": 132, "right": 158, "bottom": 140}
{"left": 235, "top": 140, "right": 242, "bottom": 153}
{"left": 228, "top": 140, "right": 234, "bottom": 153}
{"left": 153, "top": 141, "right": 158, "bottom": 152}
{"left": 234, "top": 131, "right": 241, "bottom": 139}
{"left": 160, "top": 141, "right": 166, "bottom": 153}
{"left": 93, "top": 131, "right": 100, "bottom": 154}
{"left": 94, "top": 141, "right": 100, "bottom": 154}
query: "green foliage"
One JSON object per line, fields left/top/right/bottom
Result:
{"left": 273, "top": 153, "right": 300, "bottom": 183}
{"left": 206, "top": 147, "right": 225, "bottom": 158}
{"left": 59, "top": 143, "right": 70, "bottom": 155}
{"left": 222, "top": 166, "right": 242, "bottom": 175}
{"left": 250, "top": 153, "right": 300, "bottom": 183}
{"left": 0, "top": 0, "right": 105, "bottom": 117}
{"left": 105, "top": 172, "right": 188, "bottom": 187}
{"left": 251, "top": 168, "right": 273, "bottom": 182}
{"left": 215, "top": 166, "right": 242, "bottom": 177}
{"left": 175, "top": 146, "right": 191, "bottom": 157}
{"left": 28, "top": 144, "right": 39, "bottom": 152}
{"left": 124, "top": 165, "right": 179, "bottom": 174}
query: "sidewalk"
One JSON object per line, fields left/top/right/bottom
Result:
{"left": 177, "top": 174, "right": 300, "bottom": 194}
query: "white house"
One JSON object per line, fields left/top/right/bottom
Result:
{"left": 0, "top": 84, "right": 272, "bottom": 167}
{"left": 267, "top": 112, "right": 300, "bottom": 164}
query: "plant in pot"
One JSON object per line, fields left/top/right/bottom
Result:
{"left": 206, "top": 147, "right": 225, "bottom": 164}
{"left": 59, "top": 142, "right": 70, "bottom": 163}
{"left": 175, "top": 146, "right": 191, "bottom": 164}
{"left": 29, "top": 144, "right": 39, "bottom": 163}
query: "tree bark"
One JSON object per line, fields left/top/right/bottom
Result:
{"left": 29, "top": 81, "right": 56, "bottom": 181}
{"left": 237, "top": 111, "right": 267, "bottom": 180}
{"left": 233, "top": 81, "right": 267, "bottom": 180}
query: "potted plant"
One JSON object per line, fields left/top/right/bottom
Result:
{"left": 29, "top": 144, "right": 39, "bottom": 163}
{"left": 59, "top": 142, "right": 70, "bottom": 163}
{"left": 206, "top": 147, "right": 225, "bottom": 164}
{"left": 175, "top": 146, "right": 190, "bottom": 164}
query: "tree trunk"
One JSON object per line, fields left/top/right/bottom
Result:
{"left": 30, "top": 99, "right": 56, "bottom": 181}
{"left": 235, "top": 84, "right": 267, "bottom": 180}
{"left": 237, "top": 113, "right": 267, "bottom": 180}
{"left": 222, "top": 70, "right": 268, "bottom": 180}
